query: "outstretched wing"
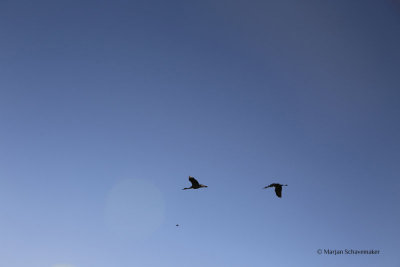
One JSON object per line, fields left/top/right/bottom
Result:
{"left": 189, "top": 176, "right": 200, "bottom": 187}
{"left": 275, "top": 186, "right": 282, "bottom": 198}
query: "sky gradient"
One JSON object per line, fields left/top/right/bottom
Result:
{"left": 1, "top": 0, "right": 400, "bottom": 266}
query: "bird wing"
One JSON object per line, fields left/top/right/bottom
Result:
{"left": 189, "top": 176, "right": 200, "bottom": 187}
{"left": 275, "top": 186, "right": 282, "bottom": 198}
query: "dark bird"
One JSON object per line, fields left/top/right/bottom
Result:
{"left": 183, "top": 176, "right": 208, "bottom": 190}
{"left": 264, "top": 183, "right": 288, "bottom": 198}
{"left": 176, "top": 224, "right": 179, "bottom": 227}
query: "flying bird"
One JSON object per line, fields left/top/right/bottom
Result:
{"left": 183, "top": 176, "right": 208, "bottom": 190}
{"left": 176, "top": 224, "right": 179, "bottom": 227}
{"left": 264, "top": 183, "right": 288, "bottom": 198}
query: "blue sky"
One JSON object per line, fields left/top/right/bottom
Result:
{"left": 0, "top": 0, "right": 399, "bottom": 266}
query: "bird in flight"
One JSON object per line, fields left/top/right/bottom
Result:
{"left": 183, "top": 176, "right": 208, "bottom": 190}
{"left": 176, "top": 224, "right": 179, "bottom": 227}
{"left": 264, "top": 183, "right": 288, "bottom": 198}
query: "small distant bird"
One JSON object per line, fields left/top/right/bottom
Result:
{"left": 183, "top": 176, "right": 208, "bottom": 190}
{"left": 176, "top": 224, "right": 179, "bottom": 227}
{"left": 264, "top": 183, "right": 288, "bottom": 198}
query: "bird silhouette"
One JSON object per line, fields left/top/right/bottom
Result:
{"left": 183, "top": 176, "right": 208, "bottom": 190}
{"left": 264, "top": 183, "right": 288, "bottom": 198}
{"left": 176, "top": 224, "right": 179, "bottom": 227}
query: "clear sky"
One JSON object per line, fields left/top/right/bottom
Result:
{"left": 1, "top": 0, "right": 399, "bottom": 266}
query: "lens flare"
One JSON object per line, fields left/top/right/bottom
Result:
{"left": 104, "top": 178, "right": 165, "bottom": 239}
